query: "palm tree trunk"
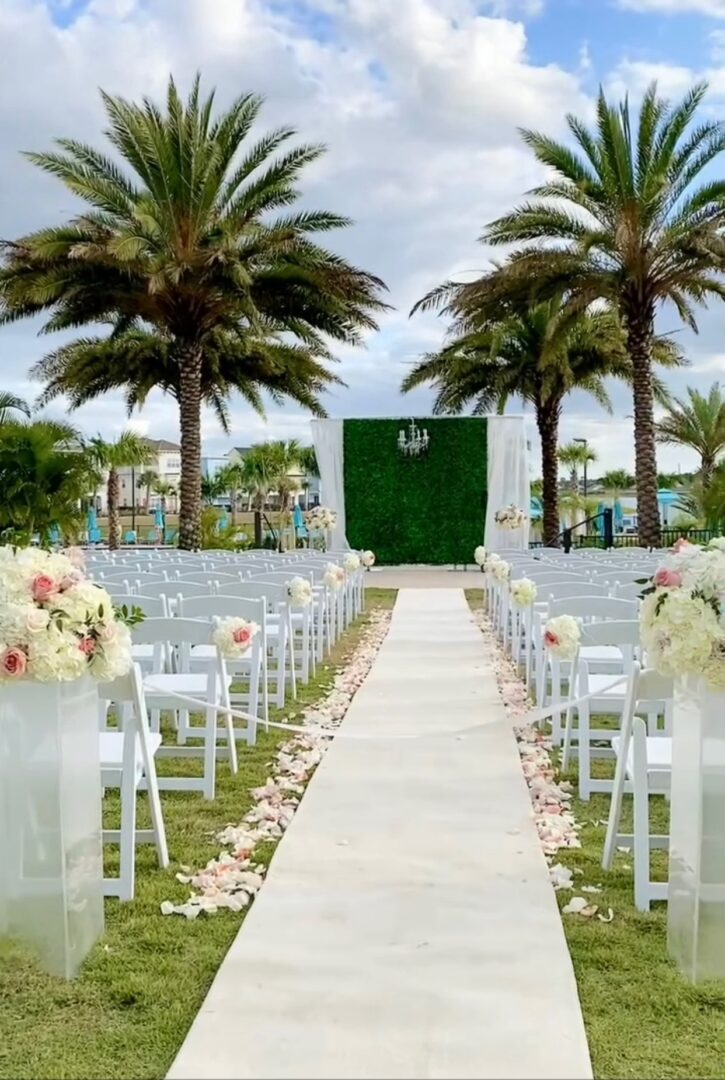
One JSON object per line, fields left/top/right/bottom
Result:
{"left": 624, "top": 302, "right": 661, "bottom": 548}
{"left": 702, "top": 455, "right": 715, "bottom": 490}
{"left": 177, "top": 343, "right": 203, "bottom": 550}
{"left": 108, "top": 468, "right": 120, "bottom": 551}
{"left": 230, "top": 493, "right": 237, "bottom": 528}
{"left": 537, "top": 400, "right": 561, "bottom": 547}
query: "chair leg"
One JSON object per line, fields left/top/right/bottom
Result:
{"left": 287, "top": 614, "right": 297, "bottom": 699}
{"left": 603, "top": 728, "right": 631, "bottom": 870}
{"left": 221, "top": 680, "right": 238, "bottom": 775}
{"left": 578, "top": 701, "right": 591, "bottom": 801}
{"left": 203, "top": 702, "right": 217, "bottom": 801}
{"left": 632, "top": 718, "right": 652, "bottom": 913}
{"left": 118, "top": 766, "right": 137, "bottom": 902}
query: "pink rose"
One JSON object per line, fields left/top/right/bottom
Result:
{"left": 233, "top": 626, "right": 253, "bottom": 646}
{"left": 1, "top": 647, "right": 27, "bottom": 678}
{"left": 654, "top": 567, "right": 682, "bottom": 589}
{"left": 32, "top": 574, "right": 57, "bottom": 603}
{"left": 78, "top": 637, "right": 96, "bottom": 656}
{"left": 544, "top": 630, "right": 560, "bottom": 649}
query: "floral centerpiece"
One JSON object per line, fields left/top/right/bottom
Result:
{"left": 474, "top": 545, "right": 487, "bottom": 567}
{"left": 343, "top": 552, "right": 361, "bottom": 572}
{"left": 511, "top": 578, "right": 538, "bottom": 608}
{"left": 485, "top": 553, "right": 511, "bottom": 581}
{"left": 287, "top": 577, "right": 313, "bottom": 607}
{"left": 324, "top": 563, "right": 346, "bottom": 592}
{"left": 494, "top": 505, "right": 527, "bottom": 530}
{"left": 213, "top": 618, "right": 260, "bottom": 659}
{"left": 640, "top": 538, "right": 725, "bottom": 689}
{"left": 544, "top": 614, "right": 581, "bottom": 659}
{"left": 304, "top": 505, "right": 337, "bottom": 531}
{"left": 361, "top": 550, "right": 376, "bottom": 568}
{"left": 0, "top": 545, "right": 134, "bottom": 683}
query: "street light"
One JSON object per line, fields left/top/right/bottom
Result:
{"left": 573, "top": 437, "right": 589, "bottom": 499}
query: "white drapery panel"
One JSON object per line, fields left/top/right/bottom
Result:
{"left": 484, "top": 416, "right": 530, "bottom": 552}
{"left": 310, "top": 419, "right": 349, "bottom": 550}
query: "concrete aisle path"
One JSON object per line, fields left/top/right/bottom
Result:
{"left": 168, "top": 590, "right": 591, "bottom": 1080}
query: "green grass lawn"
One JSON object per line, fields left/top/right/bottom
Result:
{"left": 0, "top": 588, "right": 397, "bottom": 1080}
{"left": 465, "top": 590, "right": 725, "bottom": 1080}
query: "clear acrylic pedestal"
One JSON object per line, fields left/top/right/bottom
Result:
{"left": 668, "top": 676, "right": 725, "bottom": 982}
{"left": 0, "top": 676, "right": 104, "bottom": 978}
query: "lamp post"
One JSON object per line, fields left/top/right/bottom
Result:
{"left": 573, "top": 437, "right": 589, "bottom": 499}
{"left": 131, "top": 466, "right": 136, "bottom": 534}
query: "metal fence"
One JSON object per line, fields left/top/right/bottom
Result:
{"left": 530, "top": 527, "right": 717, "bottom": 550}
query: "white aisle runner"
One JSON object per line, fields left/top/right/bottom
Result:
{"left": 168, "top": 590, "right": 591, "bottom": 1080}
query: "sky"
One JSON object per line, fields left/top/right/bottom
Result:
{"left": 3, "top": 0, "right": 725, "bottom": 475}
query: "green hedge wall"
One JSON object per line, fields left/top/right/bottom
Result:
{"left": 343, "top": 418, "right": 487, "bottom": 565}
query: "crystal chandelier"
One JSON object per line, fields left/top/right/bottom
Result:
{"left": 397, "top": 418, "right": 430, "bottom": 457}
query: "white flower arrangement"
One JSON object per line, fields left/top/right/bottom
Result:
{"left": 304, "top": 505, "right": 337, "bottom": 531}
{"left": 489, "top": 558, "right": 511, "bottom": 582}
{"left": 361, "top": 550, "right": 376, "bottom": 568}
{"left": 343, "top": 552, "right": 361, "bottom": 572}
{"left": 287, "top": 577, "right": 313, "bottom": 607}
{"left": 324, "top": 562, "right": 346, "bottom": 592}
{"left": 510, "top": 578, "right": 538, "bottom": 607}
{"left": 640, "top": 538, "right": 725, "bottom": 690}
{"left": 212, "top": 617, "right": 259, "bottom": 659}
{"left": 494, "top": 505, "right": 527, "bottom": 530}
{"left": 0, "top": 545, "right": 134, "bottom": 683}
{"left": 474, "top": 545, "right": 487, "bottom": 566}
{"left": 544, "top": 614, "right": 581, "bottom": 659}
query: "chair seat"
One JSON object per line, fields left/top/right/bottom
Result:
{"left": 143, "top": 672, "right": 231, "bottom": 697}
{"left": 131, "top": 644, "right": 155, "bottom": 659}
{"left": 586, "top": 672, "right": 629, "bottom": 697}
{"left": 580, "top": 646, "right": 623, "bottom": 663}
{"left": 99, "top": 731, "right": 163, "bottom": 780}
{"left": 613, "top": 732, "right": 672, "bottom": 781}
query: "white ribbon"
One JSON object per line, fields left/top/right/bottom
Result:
{"left": 143, "top": 674, "right": 630, "bottom": 743}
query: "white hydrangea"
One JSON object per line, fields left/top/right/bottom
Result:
{"left": 510, "top": 578, "right": 537, "bottom": 607}
{"left": 287, "top": 576, "right": 313, "bottom": 607}
{"left": 474, "top": 545, "right": 487, "bottom": 566}
{"left": 489, "top": 558, "right": 511, "bottom": 582}
{"left": 544, "top": 615, "right": 581, "bottom": 659}
{"left": 361, "top": 550, "right": 376, "bottom": 568}
{"left": 343, "top": 552, "right": 361, "bottom": 572}
{"left": 213, "top": 618, "right": 260, "bottom": 659}
{"left": 324, "top": 563, "right": 345, "bottom": 592}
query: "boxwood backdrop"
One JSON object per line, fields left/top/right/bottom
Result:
{"left": 343, "top": 417, "right": 487, "bottom": 565}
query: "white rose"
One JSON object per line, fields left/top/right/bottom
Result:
{"left": 288, "top": 577, "right": 313, "bottom": 607}
{"left": 510, "top": 578, "right": 537, "bottom": 607}
{"left": 474, "top": 546, "right": 487, "bottom": 566}
{"left": 343, "top": 553, "right": 360, "bottom": 572}
{"left": 544, "top": 615, "right": 581, "bottom": 659}
{"left": 25, "top": 607, "right": 50, "bottom": 633}
{"left": 361, "top": 550, "right": 376, "bottom": 568}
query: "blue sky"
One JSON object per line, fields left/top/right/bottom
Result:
{"left": 3, "top": 0, "right": 725, "bottom": 474}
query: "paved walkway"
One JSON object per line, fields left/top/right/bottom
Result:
{"left": 168, "top": 590, "right": 591, "bottom": 1080}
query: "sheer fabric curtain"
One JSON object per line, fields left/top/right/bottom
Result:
{"left": 310, "top": 419, "right": 349, "bottom": 550}
{"left": 484, "top": 416, "right": 530, "bottom": 552}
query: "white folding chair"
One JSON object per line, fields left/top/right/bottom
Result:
{"left": 178, "top": 594, "right": 266, "bottom": 732}
{"left": 602, "top": 663, "right": 673, "bottom": 911}
{"left": 216, "top": 582, "right": 296, "bottom": 707}
{"left": 133, "top": 618, "right": 237, "bottom": 801}
{"left": 98, "top": 664, "right": 169, "bottom": 900}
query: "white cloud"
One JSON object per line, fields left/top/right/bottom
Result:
{"left": 0, "top": 0, "right": 588, "bottom": 457}
{"left": 618, "top": 0, "right": 725, "bottom": 16}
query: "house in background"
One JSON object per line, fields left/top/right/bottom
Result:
{"left": 95, "top": 439, "right": 182, "bottom": 513}
{"left": 225, "top": 446, "right": 320, "bottom": 509}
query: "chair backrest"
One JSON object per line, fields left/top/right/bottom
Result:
{"left": 131, "top": 616, "right": 215, "bottom": 647}
{"left": 178, "top": 594, "right": 266, "bottom": 626}
{"left": 102, "top": 583, "right": 135, "bottom": 599}
{"left": 216, "top": 581, "right": 289, "bottom": 610}
{"left": 524, "top": 570, "right": 590, "bottom": 585}
{"left": 590, "top": 570, "right": 649, "bottom": 586}
{"left": 97, "top": 663, "right": 153, "bottom": 751}
{"left": 543, "top": 582, "right": 610, "bottom": 601}
{"left": 578, "top": 619, "right": 642, "bottom": 648}
{"left": 547, "top": 595, "right": 639, "bottom": 620}
{"left": 177, "top": 571, "right": 243, "bottom": 585}
{"left": 130, "top": 593, "right": 169, "bottom": 618}
{"left": 613, "top": 581, "right": 644, "bottom": 602}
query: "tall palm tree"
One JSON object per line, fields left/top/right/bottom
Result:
{"left": 152, "top": 479, "right": 177, "bottom": 515}
{"left": 404, "top": 291, "right": 679, "bottom": 545}
{"left": 482, "top": 83, "right": 725, "bottom": 547}
{"left": 137, "top": 468, "right": 158, "bottom": 509}
{"left": 656, "top": 383, "right": 725, "bottom": 488}
{"left": 558, "top": 441, "right": 598, "bottom": 497}
{"left": 89, "top": 431, "right": 152, "bottom": 550}
{"left": 600, "top": 468, "right": 635, "bottom": 499}
{"left": 0, "top": 392, "right": 30, "bottom": 424}
{"left": 0, "top": 419, "right": 95, "bottom": 544}
{"left": 214, "top": 462, "right": 246, "bottom": 526}
{"left": 298, "top": 445, "right": 319, "bottom": 508}
{"left": 1, "top": 75, "right": 387, "bottom": 550}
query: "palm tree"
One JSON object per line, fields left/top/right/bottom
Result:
{"left": 89, "top": 431, "right": 152, "bottom": 550}
{"left": 1, "top": 75, "right": 387, "bottom": 550}
{"left": 152, "top": 479, "right": 177, "bottom": 514}
{"left": 404, "top": 291, "right": 679, "bottom": 545}
{"left": 0, "top": 419, "right": 95, "bottom": 544}
{"left": 558, "top": 441, "right": 598, "bottom": 497}
{"left": 214, "top": 462, "right": 246, "bottom": 526}
{"left": 600, "top": 469, "right": 635, "bottom": 498}
{"left": 0, "top": 392, "right": 30, "bottom": 424}
{"left": 137, "top": 468, "right": 158, "bottom": 510}
{"left": 298, "top": 445, "right": 319, "bottom": 508}
{"left": 656, "top": 383, "right": 725, "bottom": 489}
{"left": 675, "top": 462, "right": 725, "bottom": 530}
{"left": 201, "top": 472, "right": 227, "bottom": 506}
{"left": 482, "top": 83, "right": 725, "bottom": 547}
